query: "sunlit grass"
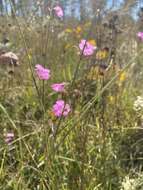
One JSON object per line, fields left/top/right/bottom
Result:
{"left": 0, "top": 2, "right": 143, "bottom": 189}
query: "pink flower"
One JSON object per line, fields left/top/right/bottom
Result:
{"left": 51, "top": 83, "right": 65, "bottom": 92}
{"left": 79, "top": 39, "right": 96, "bottom": 56}
{"left": 35, "top": 64, "right": 50, "bottom": 80}
{"left": 5, "top": 133, "right": 14, "bottom": 144}
{"left": 137, "top": 32, "right": 143, "bottom": 40}
{"left": 53, "top": 6, "right": 64, "bottom": 18}
{"left": 52, "top": 100, "right": 71, "bottom": 117}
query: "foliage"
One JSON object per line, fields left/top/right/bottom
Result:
{"left": 0, "top": 0, "right": 143, "bottom": 190}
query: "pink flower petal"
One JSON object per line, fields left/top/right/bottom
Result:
{"left": 137, "top": 32, "right": 143, "bottom": 40}
{"left": 35, "top": 64, "right": 51, "bottom": 80}
{"left": 53, "top": 6, "right": 64, "bottom": 18}
{"left": 79, "top": 39, "right": 96, "bottom": 56}
{"left": 51, "top": 83, "right": 65, "bottom": 92}
{"left": 52, "top": 100, "right": 71, "bottom": 117}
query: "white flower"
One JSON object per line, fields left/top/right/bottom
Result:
{"left": 121, "top": 177, "right": 136, "bottom": 190}
{"left": 133, "top": 96, "right": 143, "bottom": 111}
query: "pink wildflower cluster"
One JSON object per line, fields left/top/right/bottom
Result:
{"left": 137, "top": 32, "right": 143, "bottom": 41}
{"left": 52, "top": 100, "right": 71, "bottom": 117}
{"left": 35, "top": 64, "right": 70, "bottom": 117}
{"left": 53, "top": 6, "right": 64, "bottom": 18}
{"left": 35, "top": 64, "right": 50, "bottom": 80}
{"left": 51, "top": 83, "right": 71, "bottom": 117}
{"left": 79, "top": 39, "right": 96, "bottom": 56}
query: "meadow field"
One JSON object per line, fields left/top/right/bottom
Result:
{"left": 0, "top": 0, "right": 143, "bottom": 189}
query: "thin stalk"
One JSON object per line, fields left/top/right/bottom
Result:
{"left": 9, "top": 0, "right": 45, "bottom": 113}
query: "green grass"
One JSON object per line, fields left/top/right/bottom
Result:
{"left": 0, "top": 6, "right": 143, "bottom": 190}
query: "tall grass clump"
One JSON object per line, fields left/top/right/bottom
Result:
{"left": 0, "top": 0, "right": 143, "bottom": 189}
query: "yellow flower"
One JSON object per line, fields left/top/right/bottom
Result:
{"left": 108, "top": 96, "right": 115, "bottom": 103}
{"left": 65, "top": 44, "right": 71, "bottom": 49}
{"left": 75, "top": 26, "right": 82, "bottom": 34}
{"left": 119, "top": 71, "right": 126, "bottom": 82}
{"left": 96, "top": 50, "right": 108, "bottom": 60}
{"left": 65, "top": 28, "right": 72, "bottom": 33}
{"left": 88, "top": 39, "right": 96, "bottom": 46}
